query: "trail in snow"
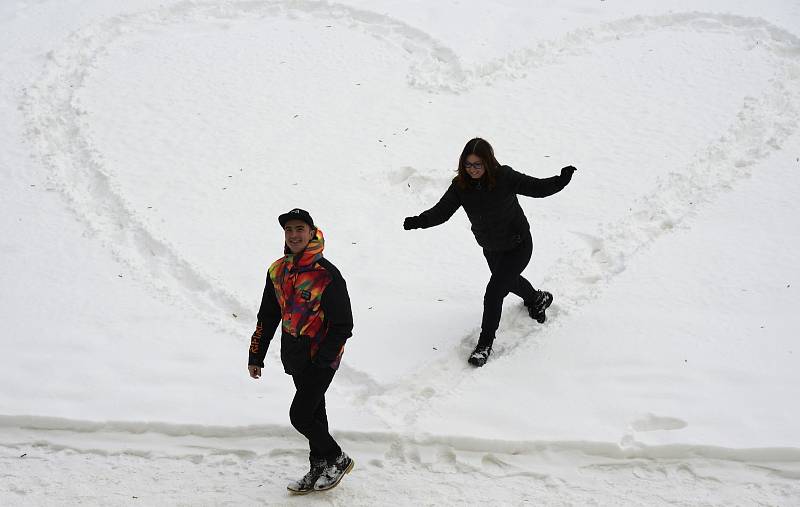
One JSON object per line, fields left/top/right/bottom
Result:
{"left": 3, "top": 416, "right": 800, "bottom": 506}
{"left": 10, "top": 3, "right": 800, "bottom": 504}
{"left": 347, "top": 15, "right": 800, "bottom": 429}
{"left": 22, "top": 1, "right": 800, "bottom": 433}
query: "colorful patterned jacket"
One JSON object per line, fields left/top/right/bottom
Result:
{"left": 248, "top": 228, "right": 353, "bottom": 375}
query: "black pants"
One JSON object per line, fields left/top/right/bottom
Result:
{"left": 290, "top": 364, "right": 341, "bottom": 462}
{"left": 478, "top": 231, "right": 537, "bottom": 347}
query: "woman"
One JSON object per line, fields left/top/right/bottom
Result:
{"left": 403, "top": 138, "right": 576, "bottom": 367}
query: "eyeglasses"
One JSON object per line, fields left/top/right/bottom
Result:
{"left": 464, "top": 161, "right": 483, "bottom": 169}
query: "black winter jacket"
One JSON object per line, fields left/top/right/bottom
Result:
{"left": 419, "top": 165, "right": 569, "bottom": 252}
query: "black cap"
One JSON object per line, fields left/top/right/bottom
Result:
{"left": 278, "top": 208, "right": 315, "bottom": 229}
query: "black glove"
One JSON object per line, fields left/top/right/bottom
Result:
{"left": 560, "top": 165, "right": 577, "bottom": 183}
{"left": 403, "top": 216, "right": 425, "bottom": 230}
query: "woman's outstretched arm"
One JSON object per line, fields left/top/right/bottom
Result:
{"left": 404, "top": 183, "right": 462, "bottom": 229}
{"left": 510, "top": 165, "right": 576, "bottom": 198}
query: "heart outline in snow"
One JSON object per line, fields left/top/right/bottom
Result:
{"left": 23, "top": 1, "right": 800, "bottom": 427}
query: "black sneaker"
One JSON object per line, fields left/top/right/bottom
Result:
{"left": 525, "top": 291, "right": 553, "bottom": 324}
{"left": 314, "top": 452, "right": 354, "bottom": 491}
{"left": 468, "top": 344, "right": 492, "bottom": 367}
{"left": 287, "top": 457, "right": 326, "bottom": 494}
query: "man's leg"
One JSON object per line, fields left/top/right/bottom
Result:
{"left": 291, "top": 366, "right": 354, "bottom": 492}
{"left": 290, "top": 365, "right": 341, "bottom": 462}
{"left": 307, "top": 394, "right": 329, "bottom": 458}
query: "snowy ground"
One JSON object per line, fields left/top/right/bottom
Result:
{"left": 2, "top": 0, "right": 800, "bottom": 505}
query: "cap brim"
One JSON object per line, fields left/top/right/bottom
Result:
{"left": 278, "top": 214, "right": 313, "bottom": 228}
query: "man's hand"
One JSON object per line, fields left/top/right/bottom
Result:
{"left": 248, "top": 365, "right": 262, "bottom": 379}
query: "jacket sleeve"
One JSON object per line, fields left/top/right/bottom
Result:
{"left": 419, "top": 183, "right": 462, "bottom": 227}
{"left": 508, "top": 167, "right": 569, "bottom": 198}
{"left": 315, "top": 271, "right": 354, "bottom": 367}
{"left": 248, "top": 275, "right": 281, "bottom": 368}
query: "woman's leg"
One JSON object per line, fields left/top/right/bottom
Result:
{"left": 510, "top": 273, "right": 537, "bottom": 303}
{"left": 479, "top": 234, "right": 535, "bottom": 345}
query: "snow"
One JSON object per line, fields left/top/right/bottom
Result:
{"left": 2, "top": 0, "right": 800, "bottom": 504}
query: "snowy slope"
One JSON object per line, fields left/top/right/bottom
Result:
{"left": 2, "top": 0, "right": 800, "bottom": 505}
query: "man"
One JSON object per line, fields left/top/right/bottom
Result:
{"left": 248, "top": 208, "right": 354, "bottom": 493}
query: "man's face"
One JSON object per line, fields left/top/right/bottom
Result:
{"left": 284, "top": 219, "right": 315, "bottom": 254}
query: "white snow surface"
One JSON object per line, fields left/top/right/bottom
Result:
{"left": 2, "top": 0, "right": 800, "bottom": 505}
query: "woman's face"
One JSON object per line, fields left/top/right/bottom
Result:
{"left": 464, "top": 154, "right": 485, "bottom": 179}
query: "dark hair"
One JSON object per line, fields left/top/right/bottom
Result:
{"left": 453, "top": 137, "right": 500, "bottom": 189}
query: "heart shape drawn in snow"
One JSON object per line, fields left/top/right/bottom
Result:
{"left": 24, "top": 2, "right": 800, "bottom": 425}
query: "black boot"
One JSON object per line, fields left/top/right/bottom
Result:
{"left": 287, "top": 456, "right": 326, "bottom": 494}
{"left": 468, "top": 344, "right": 492, "bottom": 367}
{"left": 525, "top": 291, "right": 553, "bottom": 324}
{"left": 314, "top": 451, "right": 354, "bottom": 491}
